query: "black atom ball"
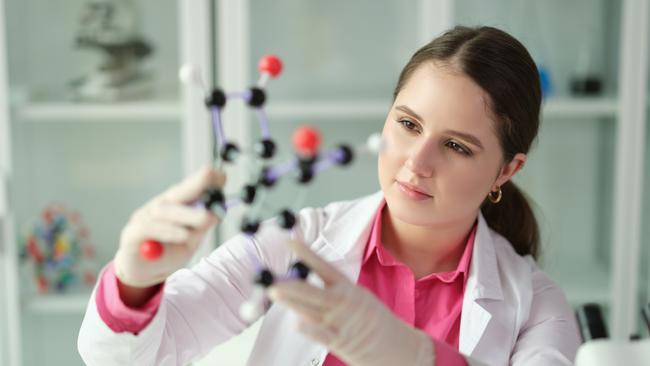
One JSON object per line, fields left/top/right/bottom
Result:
{"left": 290, "top": 261, "right": 310, "bottom": 280}
{"left": 255, "top": 139, "right": 276, "bottom": 159}
{"left": 220, "top": 142, "right": 240, "bottom": 162}
{"left": 201, "top": 188, "right": 224, "bottom": 210}
{"left": 205, "top": 88, "right": 226, "bottom": 108}
{"left": 241, "top": 218, "right": 260, "bottom": 235}
{"left": 336, "top": 144, "right": 354, "bottom": 166}
{"left": 247, "top": 87, "right": 266, "bottom": 107}
{"left": 255, "top": 268, "right": 274, "bottom": 287}
{"left": 297, "top": 164, "right": 314, "bottom": 184}
{"left": 277, "top": 209, "right": 296, "bottom": 230}
{"left": 241, "top": 184, "right": 258, "bottom": 204}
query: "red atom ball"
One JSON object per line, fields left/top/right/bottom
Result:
{"left": 293, "top": 125, "right": 321, "bottom": 156}
{"left": 258, "top": 55, "right": 283, "bottom": 78}
{"left": 37, "top": 274, "right": 48, "bottom": 293}
{"left": 140, "top": 240, "right": 163, "bottom": 261}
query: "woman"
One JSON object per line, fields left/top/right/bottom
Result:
{"left": 78, "top": 26, "right": 581, "bottom": 365}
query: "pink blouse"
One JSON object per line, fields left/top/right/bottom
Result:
{"left": 323, "top": 200, "right": 472, "bottom": 365}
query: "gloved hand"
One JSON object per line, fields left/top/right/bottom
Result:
{"left": 114, "top": 166, "right": 225, "bottom": 288}
{"left": 268, "top": 239, "right": 436, "bottom": 366}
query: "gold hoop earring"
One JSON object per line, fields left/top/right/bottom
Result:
{"left": 488, "top": 187, "right": 502, "bottom": 204}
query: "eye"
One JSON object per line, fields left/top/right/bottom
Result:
{"left": 446, "top": 140, "right": 472, "bottom": 156}
{"left": 397, "top": 119, "right": 420, "bottom": 133}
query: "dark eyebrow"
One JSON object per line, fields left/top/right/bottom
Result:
{"left": 444, "top": 129, "right": 484, "bottom": 150}
{"left": 395, "top": 104, "right": 485, "bottom": 150}
{"left": 395, "top": 105, "right": 424, "bottom": 122}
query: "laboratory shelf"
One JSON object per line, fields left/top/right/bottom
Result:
{"left": 24, "top": 294, "right": 91, "bottom": 314}
{"left": 266, "top": 100, "right": 391, "bottom": 120}
{"left": 542, "top": 96, "right": 618, "bottom": 119}
{"left": 13, "top": 98, "right": 181, "bottom": 122}
{"left": 264, "top": 96, "right": 619, "bottom": 121}
{"left": 11, "top": 97, "right": 618, "bottom": 124}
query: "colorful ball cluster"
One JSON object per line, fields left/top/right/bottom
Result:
{"left": 20, "top": 203, "right": 98, "bottom": 293}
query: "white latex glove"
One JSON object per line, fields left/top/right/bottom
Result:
{"left": 114, "top": 166, "right": 225, "bottom": 288}
{"left": 268, "top": 239, "right": 436, "bottom": 366}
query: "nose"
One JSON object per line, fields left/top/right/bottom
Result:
{"left": 404, "top": 138, "right": 437, "bottom": 177}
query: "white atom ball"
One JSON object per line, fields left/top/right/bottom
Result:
{"left": 366, "top": 133, "right": 385, "bottom": 154}
{"left": 239, "top": 301, "right": 263, "bottom": 322}
{"left": 179, "top": 64, "right": 202, "bottom": 86}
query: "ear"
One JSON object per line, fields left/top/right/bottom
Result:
{"left": 493, "top": 153, "right": 527, "bottom": 188}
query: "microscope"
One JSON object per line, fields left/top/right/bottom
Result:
{"left": 574, "top": 302, "right": 650, "bottom": 365}
{"left": 71, "top": 0, "right": 154, "bottom": 102}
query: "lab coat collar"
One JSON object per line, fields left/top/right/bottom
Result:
{"left": 315, "top": 191, "right": 383, "bottom": 279}
{"left": 459, "top": 212, "right": 506, "bottom": 356}
{"left": 317, "top": 191, "right": 504, "bottom": 302}
{"left": 470, "top": 213, "right": 504, "bottom": 301}
{"left": 312, "top": 191, "right": 508, "bottom": 358}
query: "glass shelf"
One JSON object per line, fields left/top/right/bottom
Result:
{"left": 266, "top": 100, "right": 391, "bottom": 120}
{"left": 14, "top": 98, "right": 181, "bottom": 122}
{"left": 262, "top": 96, "right": 619, "bottom": 121}
{"left": 24, "top": 294, "right": 91, "bottom": 314}
{"left": 542, "top": 96, "right": 618, "bottom": 119}
{"left": 9, "top": 96, "right": 618, "bottom": 124}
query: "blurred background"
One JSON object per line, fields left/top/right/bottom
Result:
{"left": 0, "top": 0, "right": 648, "bottom": 365}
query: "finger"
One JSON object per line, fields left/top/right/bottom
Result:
{"left": 269, "top": 289, "right": 326, "bottom": 324}
{"left": 323, "top": 283, "right": 366, "bottom": 327}
{"left": 162, "top": 166, "right": 226, "bottom": 204}
{"left": 286, "top": 239, "right": 348, "bottom": 286}
{"left": 273, "top": 298, "right": 324, "bottom": 324}
{"left": 183, "top": 217, "right": 219, "bottom": 252}
{"left": 268, "top": 280, "right": 335, "bottom": 312}
{"left": 150, "top": 201, "right": 216, "bottom": 229}
{"left": 130, "top": 219, "right": 191, "bottom": 246}
{"left": 297, "top": 319, "right": 337, "bottom": 346}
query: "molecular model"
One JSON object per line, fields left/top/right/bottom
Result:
{"left": 139, "top": 55, "right": 383, "bottom": 321}
{"left": 20, "top": 203, "right": 98, "bottom": 294}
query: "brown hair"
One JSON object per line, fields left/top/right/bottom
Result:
{"left": 393, "top": 26, "right": 541, "bottom": 259}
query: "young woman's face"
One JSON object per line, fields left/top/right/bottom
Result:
{"left": 378, "top": 62, "right": 524, "bottom": 227}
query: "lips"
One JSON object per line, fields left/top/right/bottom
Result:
{"left": 396, "top": 181, "right": 432, "bottom": 200}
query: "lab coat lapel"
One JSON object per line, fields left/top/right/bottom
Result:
{"left": 316, "top": 191, "right": 384, "bottom": 280}
{"left": 459, "top": 213, "right": 505, "bottom": 356}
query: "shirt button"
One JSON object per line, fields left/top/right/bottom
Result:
{"left": 310, "top": 358, "right": 320, "bottom": 366}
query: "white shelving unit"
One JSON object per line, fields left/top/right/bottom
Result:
{"left": 264, "top": 96, "right": 619, "bottom": 120}
{"left": 610, "top": 0, "right": 649, "bottom": 339}
{"left": 0, "top": 0, "right": 18, "bottom": 364}
{"left": 9, "top": 96, "right": 619, "bottom": 124}
{"left": 14, "top": 99, "right": 181, "bottom": 122}
{"left": 543, "top": 96, "right": 618, "bottom": 119}
{"left": 0, "top": 0, "right": 214, "bottom": 364}
{"left": 24, "top": 294, "right": 90, "bottom": 314}
{"left": 267, "top": 100, "right": 390, "bottom": 119}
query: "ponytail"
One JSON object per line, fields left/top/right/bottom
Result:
{"left": 480, "top": 181, "right": 540, "bottom": 260}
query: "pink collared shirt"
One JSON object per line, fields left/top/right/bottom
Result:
{"left": 95, "top": 262, "right": 164, "bottom": 335}
{"left": 95, "top": 201, "right": 472, "bottom": 365}
{"left": 323, "top": 200, "right": 473, "bottom": 365}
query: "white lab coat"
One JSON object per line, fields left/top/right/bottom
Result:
{"left": 78, "top": 191, "right": 581, "bottom": 366}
